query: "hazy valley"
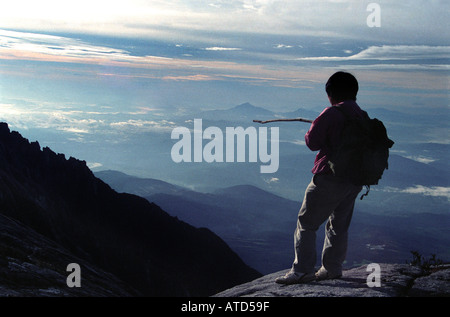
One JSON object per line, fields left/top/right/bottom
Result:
{"left": 1, "top": 102, "right": 448, "bottom": 294}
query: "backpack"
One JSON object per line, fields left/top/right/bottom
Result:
{"left": 327, "top": 106, "right": 394, "bottom": 199}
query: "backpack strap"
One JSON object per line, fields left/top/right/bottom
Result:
{"left": 334, "top": 104, "right": 369, "bottom": 121}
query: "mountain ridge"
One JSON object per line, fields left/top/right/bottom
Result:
{"left": 191, "top": 102, "right": 318, "bottom": 123}
{"left": 96, "top": 169, "right": 450, "bottom": 275}
{"left": 0, "top": 122, "right": 261, "bottom": 296}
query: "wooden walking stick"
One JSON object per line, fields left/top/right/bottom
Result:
{"left": 253, "top": 118, "right": 313, "bottom": 124}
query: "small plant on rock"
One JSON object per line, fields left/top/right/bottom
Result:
{"left": 409, "top": 251, "right": 443, "bottom": 273}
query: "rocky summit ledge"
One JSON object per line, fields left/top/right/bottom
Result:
{"left": 214, "top": 263, "right": 450, "bottom": 297}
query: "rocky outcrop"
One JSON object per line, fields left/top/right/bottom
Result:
{"left": 214, "top": 263, "right": 450, "bottom": 297}
{"left": 0, "top": 213, "right": 139, "bottom": 296}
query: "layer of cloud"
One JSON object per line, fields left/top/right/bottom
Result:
{"left": 384, "top": 185, "right": 450, "bottom": 201}
{"left": 405, "top": 156, "right": 436, "bottom": 164}
{"left": 110, "top": 119, "right": 176, "bottom": 132}
{"left": 0, "top": 29, "right": 326, "bottom": 89}
{"left": 0, "top": 29, "right": 134, "bottom": 64}
{"left": 0, "top": 100, "right": 176, "bottom": 137}
{"left": 205, "top": 47, "right": 242, "bottom": 51}
{"left": 295, "top": 45, "right": 450, "bottom": 63}
{"left": 1, "top": 27, "right": 448, "bottom": 100}
{"left": 2, "top": 29, "right": 447, "bottom": 72}
{"left": 0, "top": 102, "right": 102, "bottom": 134}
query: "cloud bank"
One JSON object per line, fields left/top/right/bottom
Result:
{"left": 296, "top": 45, "right": 450, "bottom": 62}
{"left": 384, "top": 185, "right": 450, "bottom": 201}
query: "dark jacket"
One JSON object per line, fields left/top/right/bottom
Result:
{"left": 305, "top": 100, "right": 366, "bottom": 174}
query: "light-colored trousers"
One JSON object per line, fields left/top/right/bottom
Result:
{"left": 291, "top": 174, "right": 362, "bottom": 275}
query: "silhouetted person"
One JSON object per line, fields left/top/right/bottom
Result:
{"left": 276, "top": 72, "right": 365, "bottom": 284}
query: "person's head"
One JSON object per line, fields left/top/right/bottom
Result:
{"left": 325, "top": 71, "right": 358, "bottom": 104}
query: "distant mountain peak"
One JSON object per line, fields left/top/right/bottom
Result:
{"left": 230, "top": 102, "right": 273, "bottom": 115}
{"left": 234, "top": 102, "right": 267, "bottom": 110}
{"left": 235, "top": 102, "right": 255, "bottom": 109}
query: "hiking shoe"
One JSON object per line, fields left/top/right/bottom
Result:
{"left": 275, "top": 271, "right": 316, "bottom": 285}
{"left": 315, "top": 266, "right": 342, "bottom": 280}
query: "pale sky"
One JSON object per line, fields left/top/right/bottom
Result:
{"left": 0, "top": 0, "right": 448, "bottom": 135}
{"left": 0, "top": 1, "right": 448, "bottom": 44}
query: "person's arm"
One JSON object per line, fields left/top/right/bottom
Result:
{"left": 305, "top": 108, "right": 331, "bottom": 151}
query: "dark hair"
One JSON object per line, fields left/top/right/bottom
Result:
{"left": 325, "top": 71, "right": 358, "bottom": 101}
